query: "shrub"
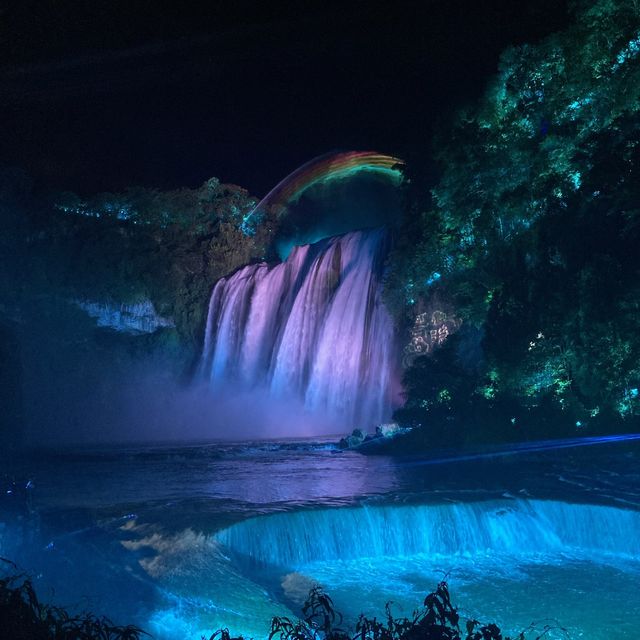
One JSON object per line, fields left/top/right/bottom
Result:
{"left": 205, "top": 582, "right": 567, "bottom": 640}
{"left": 0, "top": 559, "right": 146, "bottom": 640}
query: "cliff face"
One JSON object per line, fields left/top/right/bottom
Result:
{"left": 34, "top": 178, "right": 278, "bottom": 347}
{"left": 0, "top": 173, "right": 279, "bottom": 444}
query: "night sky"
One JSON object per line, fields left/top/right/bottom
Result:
{"left": 0, "top": 1, "right": 570, "bottom": 197}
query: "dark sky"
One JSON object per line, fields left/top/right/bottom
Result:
{"left": 0, "top": 1, "right": 570, "bottom": 197}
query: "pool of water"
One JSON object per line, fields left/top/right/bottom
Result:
{"left": 2, "top": 437, "right": 640, "bottom": 639}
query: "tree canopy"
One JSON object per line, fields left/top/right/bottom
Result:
{"left": 389, "top": 0, "right": 640, "bottom": 441}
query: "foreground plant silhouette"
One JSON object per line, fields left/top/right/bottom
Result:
{"left": 207, "top": 583, "right": 567, "bottom": 640}
{"left": 0, "top": 559, "right": 146, "bottom": 640}
{"left": 1, "top": 559, "right": 565, "bottom": 640}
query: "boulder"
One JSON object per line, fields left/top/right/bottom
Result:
{"left": 338, "top": 428, "right": 367, "bottom": 449}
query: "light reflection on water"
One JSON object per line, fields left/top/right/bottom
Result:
{"left": 8, "top": 441, "right": 402, "bottom": 528}
{"left": 1, "top": 438, "right": 640, "bottom": 639}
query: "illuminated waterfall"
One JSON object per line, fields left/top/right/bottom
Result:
{"left": 200, "top": 229, "right": 398, "bottom": 430}
{"left": 217, "top": 499, "right": 640, "bottom": 567}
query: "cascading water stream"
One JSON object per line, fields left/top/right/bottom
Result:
{"left": 216, "top": 499, "right": 640, "bottom": 568}
{"left": 200, "top": 229, "right": 399, "bottom": 431}
{"left": 211, "top": 497, "right": 640, "bottom": 640}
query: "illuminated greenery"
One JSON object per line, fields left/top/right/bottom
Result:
{"left": 27, "top": 178, "right": 278, "bottom": 347}
{"left": 55, "top": 177, "right": 263, "bottom": 235}
{"left": 389, "top": 0, "right": 640, "bottom": 441}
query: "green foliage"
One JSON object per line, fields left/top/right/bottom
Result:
{"left": 18, "top": 177, "right": 279, "bottom": 350}
{"left": 54, "top": 177, "right": 262, "bottom": 235}
{"left": 388, "top": 0, "right": 640, "bottom": 436}
{"left": 0, "top": 561, "right": 146, "bottom": 640}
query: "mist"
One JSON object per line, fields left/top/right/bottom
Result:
{"left": 11, "top": 297, "right": 344, "bottom": 446}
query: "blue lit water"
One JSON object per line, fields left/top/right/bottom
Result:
{"left": 2, "top": 438, "right": 640, "bottom": 639}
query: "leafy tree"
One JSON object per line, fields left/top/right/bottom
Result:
{"left": 388, "top": 0, "right": 640, "bottom": 440}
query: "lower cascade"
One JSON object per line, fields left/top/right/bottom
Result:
{"left": 216, "top": 499, "right": 640, "bottom": 567}
{"left": 200, "top": 228, "right": 399, "bottom": 430}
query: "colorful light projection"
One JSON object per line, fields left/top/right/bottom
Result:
{"left": 241, "top": 150, "right": 404, "bottom": 234}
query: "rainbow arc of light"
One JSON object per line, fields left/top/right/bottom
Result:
{"left": 242, "top": 150, "right": 404, "bottom": 231}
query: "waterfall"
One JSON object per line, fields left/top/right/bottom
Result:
{"left": 216, "top": 499, "right": 640, "bottom": 567}
{"left": 200, "top": 229, "right": 398, "bottom": 430}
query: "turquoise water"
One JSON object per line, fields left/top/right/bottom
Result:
{"left": 2, "top": 438, "right": 640, "bottom": 639}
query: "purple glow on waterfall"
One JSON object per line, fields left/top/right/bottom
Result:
{"left": 201, "top": 229, "right": 401, "bottom": 434}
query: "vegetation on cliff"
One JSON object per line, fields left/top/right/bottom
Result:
{"left": 388, "top": 0, "right": 640, "bottom": 444}
{"left": 42, "top": 178, "right": 278, "bottom": 347}
{"left": 0, "top": 170, "right": 282, "bottom": 443}
{"left": 1, "top": 171, "right": 279, "bottom": 354}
